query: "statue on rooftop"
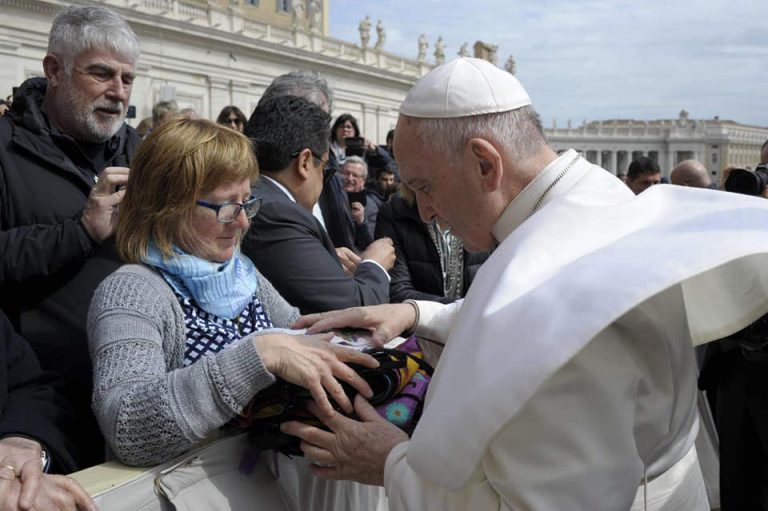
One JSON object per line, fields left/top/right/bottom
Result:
{"left": 434, "top": 36, "right": 445, "bottom": 65}
{"left": 307, "top": 0, "right": 321, "bottom": 34}
{"left": 417, "top": 34, "right": 428, "bottom": 62}
{"left": 374, "top": 20, "right": 386, "bottom": 50}
{"left": 359, "top": 15, "right": 371, "bottom": 48}
{"left": 504, "top": 55, "right": 516, "bottom": 75}
{"left": 291, "top": 0, "right": 305, "bottom": 30}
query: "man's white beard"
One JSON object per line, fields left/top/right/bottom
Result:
{"left": 59, "top": 79, "right": 125, "bottom": 143}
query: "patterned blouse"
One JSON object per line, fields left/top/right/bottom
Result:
{"left": 171, "top": 290, "right": 274, "bottom": 366}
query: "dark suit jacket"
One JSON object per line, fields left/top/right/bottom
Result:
{"left": 0, "top": 310, "right": 77, "bottom": 473}
{"left": 374, "top": 195, "right": 490, "bottom": 304}
{"left": 242, "top": 177, "right": 390, "bottom": 315}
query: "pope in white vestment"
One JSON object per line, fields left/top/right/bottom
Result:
{"left": 286, "top": 58, "right": 768, "bottom": 510}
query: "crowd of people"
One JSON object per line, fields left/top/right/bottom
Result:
{"left": 2, "top": 4, "right": 768, "bottom": 511}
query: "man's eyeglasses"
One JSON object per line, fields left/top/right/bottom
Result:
{"left": 195, "top": 195, "right": 262, "bottom": 223}
{"left": 291, "top": 149, "right": 335, "bottom": 184}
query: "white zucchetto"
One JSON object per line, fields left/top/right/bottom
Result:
{"left": 400, "top": 57, "right": 532, "bottom": 119}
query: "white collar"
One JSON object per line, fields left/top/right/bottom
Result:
{"left": 263, "top": 175, "right": 296, "bottom": 203}
{"left": 491, "top": 149, "right": 582, "bottom": 243}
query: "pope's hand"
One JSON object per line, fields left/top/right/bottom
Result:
{"left": 281, "top": 395, "right": 409, "bottom": 486}
{"left": 292, "top": 303, "right": 417, "bottom": 346}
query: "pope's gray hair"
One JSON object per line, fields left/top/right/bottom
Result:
{"left": 48, "top": 5, "right": 140, "bottom": 72}
{"left": 415, "top": 106, "right": 547, "bottom": 166}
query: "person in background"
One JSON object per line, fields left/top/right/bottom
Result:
{"left": 0, "top": 4, "right": 139, "bottom": 469}
{"left": 216, "top": 105, "right": 246, "bottom": 133}
{"left": 338, "top": 156, "right": 369, "bottom": 238}
{"left": 329, "top": 113, "right": 393, "bottom": 174}
{"left": 670, "top": 160, "right": 712, "bottom": 189}
{"left": 0, "top": 100, "right": 9, "bottom": 117}
{"left": 626, "top": 156, "right": 661, "bottom": 194}
{"left": 135, "top": 116, "right": 153, "bottom": 138}
{"left": 151, "top": 99, "right": 178, "bottom": 128}
{"left": 364, "top": 163, "right": 398, "bottom": 238}
{"left": 375, "top": 184, "right": 488, "bottom": 303}
{"left": 179, "top": 107, "right": 198, "bottom": 119}
{"left": 381, "top": 128, "right": 395, "bottom": 158}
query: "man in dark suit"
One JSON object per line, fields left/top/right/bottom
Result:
{"left": 242, "top": 95, "right": 394, "bottom": 314}
{"left": 253, "top": 71, "right": 372, "bottom": 253}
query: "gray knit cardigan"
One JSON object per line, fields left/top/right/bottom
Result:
{"left": 87, "top": 263, "right": 300, "bottom": 467}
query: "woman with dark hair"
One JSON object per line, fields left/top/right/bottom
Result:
{"left": 329, "top": 113, "right": 393, "bottom": 173}
{"left": 216, "top": 105, "right": 247, "bottom": 133}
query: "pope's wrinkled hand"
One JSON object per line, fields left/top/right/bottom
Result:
{"left": 292, "top": 303, "right": 417, "bottom": 346}
{"left": 281, "top": 395, "right": 409, "bottom": 486}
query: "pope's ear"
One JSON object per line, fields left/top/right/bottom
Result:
{"left": 467, "top": 138, "right": 503, "bottom": 193}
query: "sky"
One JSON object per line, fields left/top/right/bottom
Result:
{"left": 329, "top": 0, "right": 768, "bottom": 128}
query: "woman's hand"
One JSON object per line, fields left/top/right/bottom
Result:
{"left": 292, "top": 304, "right": 417, "bottom": 346}
{"left": 253, "top": 334, "right": 379, "bottom": 417}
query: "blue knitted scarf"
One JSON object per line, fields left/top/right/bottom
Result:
{"left": 143, "top": 241, "right": 258, "bottom": 320}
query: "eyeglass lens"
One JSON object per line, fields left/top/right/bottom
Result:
{"left": 217, "top": 198, "right": 261, "bottom": 222}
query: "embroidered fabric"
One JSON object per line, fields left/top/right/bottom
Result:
{"left": 427, "top": 221, "right": 465, "bottom": 300}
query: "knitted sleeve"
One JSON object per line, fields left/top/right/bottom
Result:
{"left": 87, "top": 266, "right": 275, "bottom": 466}
{"left": 255, "top": 268, "right": 300, "bottom": 328}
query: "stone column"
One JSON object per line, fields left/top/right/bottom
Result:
{"left": 665, "top": 151, "right": 675, "bottom": 173}
{"left": 596, "top": 149, "right": 603, "bottom": 168}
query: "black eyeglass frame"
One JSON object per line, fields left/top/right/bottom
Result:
{"left": 291, "top": 149, "right": 335, "bottom": 184}
{"left": 195, "top": 195, "right": 262, "bottom": 224}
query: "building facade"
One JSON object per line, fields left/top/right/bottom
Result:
{"left": 545, "top": 110, "right": 768, "bottom": 182}
{"left": 0, "top": 0, "right": 432, "bottom": 142}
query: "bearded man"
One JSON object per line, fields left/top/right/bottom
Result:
{"left": 0, "top": 5, "right": 140, "bottom": 468}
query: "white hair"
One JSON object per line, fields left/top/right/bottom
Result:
{"left": 342, "top": 155, "right": 368, "bottom": 179}
{"left": 48, "top": 5, "right": 140, "bottom": 72}
{"left": 259, "top": 71, "right": 334, "bottom": 114}
{"left": 415, "top": 106, "right": 547, "bottom": 166}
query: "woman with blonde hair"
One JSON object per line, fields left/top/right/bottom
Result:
{"left": 88, "top": 117, "right": 379, "bottom": 508}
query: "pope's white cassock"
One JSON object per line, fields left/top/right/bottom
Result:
{"left": 382, "top": 148, "right": 768, "bottom": 510}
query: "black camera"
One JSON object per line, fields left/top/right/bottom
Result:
{"left": 724, "top": 164, "right": 768, "bottom": 196}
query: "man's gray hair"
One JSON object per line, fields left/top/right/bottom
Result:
{"left": 416, "top": 106, "right": 547, "bottom": 166}
{"left": 258, "top": 71, "right": 333, "bottom": 114}
{"left": 343, "top": 155, "right": 368, "bottom": 179}
{"left": 48, "top": 5, "right": 140, "bottom": 71}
